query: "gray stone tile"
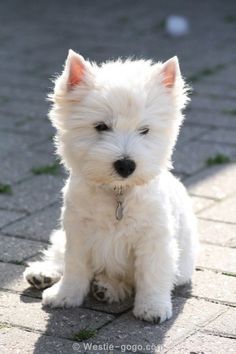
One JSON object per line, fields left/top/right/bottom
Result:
{"left": 198, "top": 218, "right": 236, "bottom": 247}
{"left": 186, "top": 110, "right": 236, "bottom": 129}
{"left": 186, "top": 163, "right": 236, "bottom": 200}
{"left": 177, "top": 125, "right": 209, "bottom": 146}
{"left": 0, "top": 262, "right": 28, "bottom": 291}
{"left": 0, "top": 292, "right": 114, "bottom": 340}
{"left": 0, "top": 209, "right": 25, "bottom": 228}
{"left": 0, "top": 175, "right": 63, "bottom": 213}
{"left": 174, "top": 269, "right": 236, "bottom": 306}
{"left": 190, "top": 96, "right": 236, "bottom": 113}
{"left": 0, "top": 327, "right": 83, "bottom": 354}
{"left": 200, "top": 128, "right": 236, "bottom": 145}
{"left": 173, "top": 141, "right": 236, "bottom": 175}
{"left": 82, "top": 294, "right": 133, "bottom": 315}
{"left": 169, "top": 332, "right": 236, "bottom": 354}
{"left": 0, "top": 149, "right": 57, "bottom": 184}
{"left": 197, "top": 243, "right": 236, "bottom": 274}
{"left": 0, "top": 262, "right": 132, "bottom": 314}
{"left": 191, "top": 196, "right": 215, "bottom": 214}
{"left": 194, "top": 82, "right": 236, "bottom": 100}
{"left": 0, "top": 131, "right": 43, "bottom": 158}
{"left": 199, "top": 194, "right": 236, "bottom": 223}
{"left": 2, "top": 202, "right": 61, "bottom": 242}
{"left": 88, "top": 298, "right": 225, "bottom": 353}
{"left": 0, "top": 234, "right": 44, "bottom": 263}
{"left": 204, "top": 308, "right": 236, "bottom": 337}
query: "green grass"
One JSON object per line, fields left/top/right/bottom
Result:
{"left": 0, "top": 183, "right": 12, "bottom": 195}
{"left": 117, "top": 15, "right": 130, "bottom": 24}
{"left": 31, "top": 162, "right": 60, "bottom": 176}
{"left": 152, "top": 19, "right": 165, "bottom": 31}
{"left": 206, "top": 154, "right": 231, "bottom": 167}
{"left": 188, "top": 64, "right": 225, "bottom": 83}
{"left": 222, "top": 109, "right": 236, "bottom": 116}
{"left": 0, "top": 96, "right": 10, "bottom": 103}
{"left": 73, "top": 328, "right": 97, "bottom": 342}
{"left": 224, "top": 15, "right": 236, "bottom": 23}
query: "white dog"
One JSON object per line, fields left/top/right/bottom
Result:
{"left": 24, "top": 50, "right": 198, "bottom": 323}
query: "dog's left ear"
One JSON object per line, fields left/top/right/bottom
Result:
{"left": 64, "top": 49, "right": 94, "bottom": 90}
{"left": 161, "top": 56, "right": 181, "bottom": 88}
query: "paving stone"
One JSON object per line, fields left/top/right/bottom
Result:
{"left": 198, "top": 218, "right": 236, "bottom": 247}
{"left": 0, "top": 234, "right": 44, "bottom": 263}
{"left": 190, "top": 96, "right": 236, "bottom": 113}
{"left": 199, "top": 194, "right": 236, "bottom": 223}
{"left": 174, "top": 269, "right": 236, "bottom": 306}
{"left": 0, "top": 131, "right": 43, "bottom": 159}
{"left": 187, "top": 110, "right": 236, "bottom": 129}
{"left": 0, "top": 149, "right": 57, "bottom": 184}
{"left": 194, "top": 81, "right": 236, "bottom": 100}
{"left": 82, "top": 293, "right": 133, "bottom": 315}
{"left": 0, "top": 175, "right": 63, "bottom": 213}
{"left": 197, "top": 243, "right": 236, "bottom": 274}
{"left": 173, "top": 141, "right": 236, "bottom": 175}
{"left": 13, "top": 117, "right": 55, "bottom": 138}
{"left": 87, "top": 297, "right": 225, "bottom": 353}
{"left": 169, "top": 332, "right": 236, "bottom": 354}
{"left": 0, "top": 262, "right": 133, "bottom": 315}
{"left": 0, "top": 327, "right": 82, "bottom": 354}
{"left": 0, "top": 262, "right": 29, "bottom": 292}
{"left": 0, "top": 209, "right": 25, "bottom": 229}
{"left": 2, "top": 202, "right": 61, "bottom": 242}
{"left": 191, "top": 196, "right": 215, "bottom": 214}
{"left": 177, "top": 125, "right": 209, "bottom": 146}
{"left": 0, "top": 292, "right": 115, "bottom": 340}
{"left": 204, "top": 307, "right": 236, "bottom": 337}
{"left": 200, "top": 128, "right": 236, "bottom": 145}
{"left": 186, "top": 163, "right": 236, "bottom": 200}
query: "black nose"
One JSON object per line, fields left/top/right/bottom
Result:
{"left": 113, "top": 158, "right": 136, "bottom": 178}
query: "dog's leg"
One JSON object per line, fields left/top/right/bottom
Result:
{"left": 91, "top": 273, "right": 133, "bottom": 303}
{"left": 42, "top": 209, "right": 92, "bottom": 308}
{"left": 133, "top": 230, "right": 176, "bottom": 324}
{"left": 175, "top": 215, "right": 198, "bottom": 286}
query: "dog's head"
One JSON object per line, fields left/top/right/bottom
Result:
{"left": 49, "top": 50, "right": 189, "bottom": 187}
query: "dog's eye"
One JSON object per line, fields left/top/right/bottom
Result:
{"left": 94, "top": 122, "right": 110, "bottom": 132}
{"left": 139, "top": 127, "right": 149, "bottom": 135}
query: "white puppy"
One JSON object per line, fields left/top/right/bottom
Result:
{"left": 24, "top": 50, "right": 198, "bottom": 323}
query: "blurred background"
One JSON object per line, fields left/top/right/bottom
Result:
{"left": 0, "top": 1, "right": 236, "bottom": 352}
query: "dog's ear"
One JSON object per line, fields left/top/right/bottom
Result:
{"left": 161, "top": 56, "right": 181, "bottom": 88}
{"left": 63, "top": 49, "right": 94, "bottom": 90}
{"left": 65, "top": 50, "right": 86, "bottom": 88}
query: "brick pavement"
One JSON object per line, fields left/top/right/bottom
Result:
{"left": 0, "top": 1, "right": 236, "bottom": 353}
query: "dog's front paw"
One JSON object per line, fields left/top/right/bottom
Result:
{"left": 42, "top": 279, "right": 84, "bottom": 308}
{"left": 133, "top": 297, "right": 172, "bottom": 324}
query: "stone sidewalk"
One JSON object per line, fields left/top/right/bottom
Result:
{"left": 0, "top": 0, "right": 236, "bottom": 353}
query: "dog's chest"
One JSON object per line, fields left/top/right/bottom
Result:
{"left": 78, "top": 190, "right": 144, "bottom": 276}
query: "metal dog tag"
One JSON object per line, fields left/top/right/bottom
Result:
{"left": 116, "top": 201, "right": 123, "bottom": 220}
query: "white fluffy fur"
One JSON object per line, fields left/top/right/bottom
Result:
{"left": 24, "top": 51, "right": 198, "bottom": 323}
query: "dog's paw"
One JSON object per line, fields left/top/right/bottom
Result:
{"left": 91, "top": 275, "right": 133, "bottom": 303}
{"left": 133, "top": 298, "right": 172, "bottom": 324}
{"left": 24, "top": 263, "right": 61, "bottom": 290}
{"left": 42, "top": 279, "right": 84, "bottom": 308}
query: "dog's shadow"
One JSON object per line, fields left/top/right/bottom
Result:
{"left": 20, "top": 283, "right": 191, "bottom": 353}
